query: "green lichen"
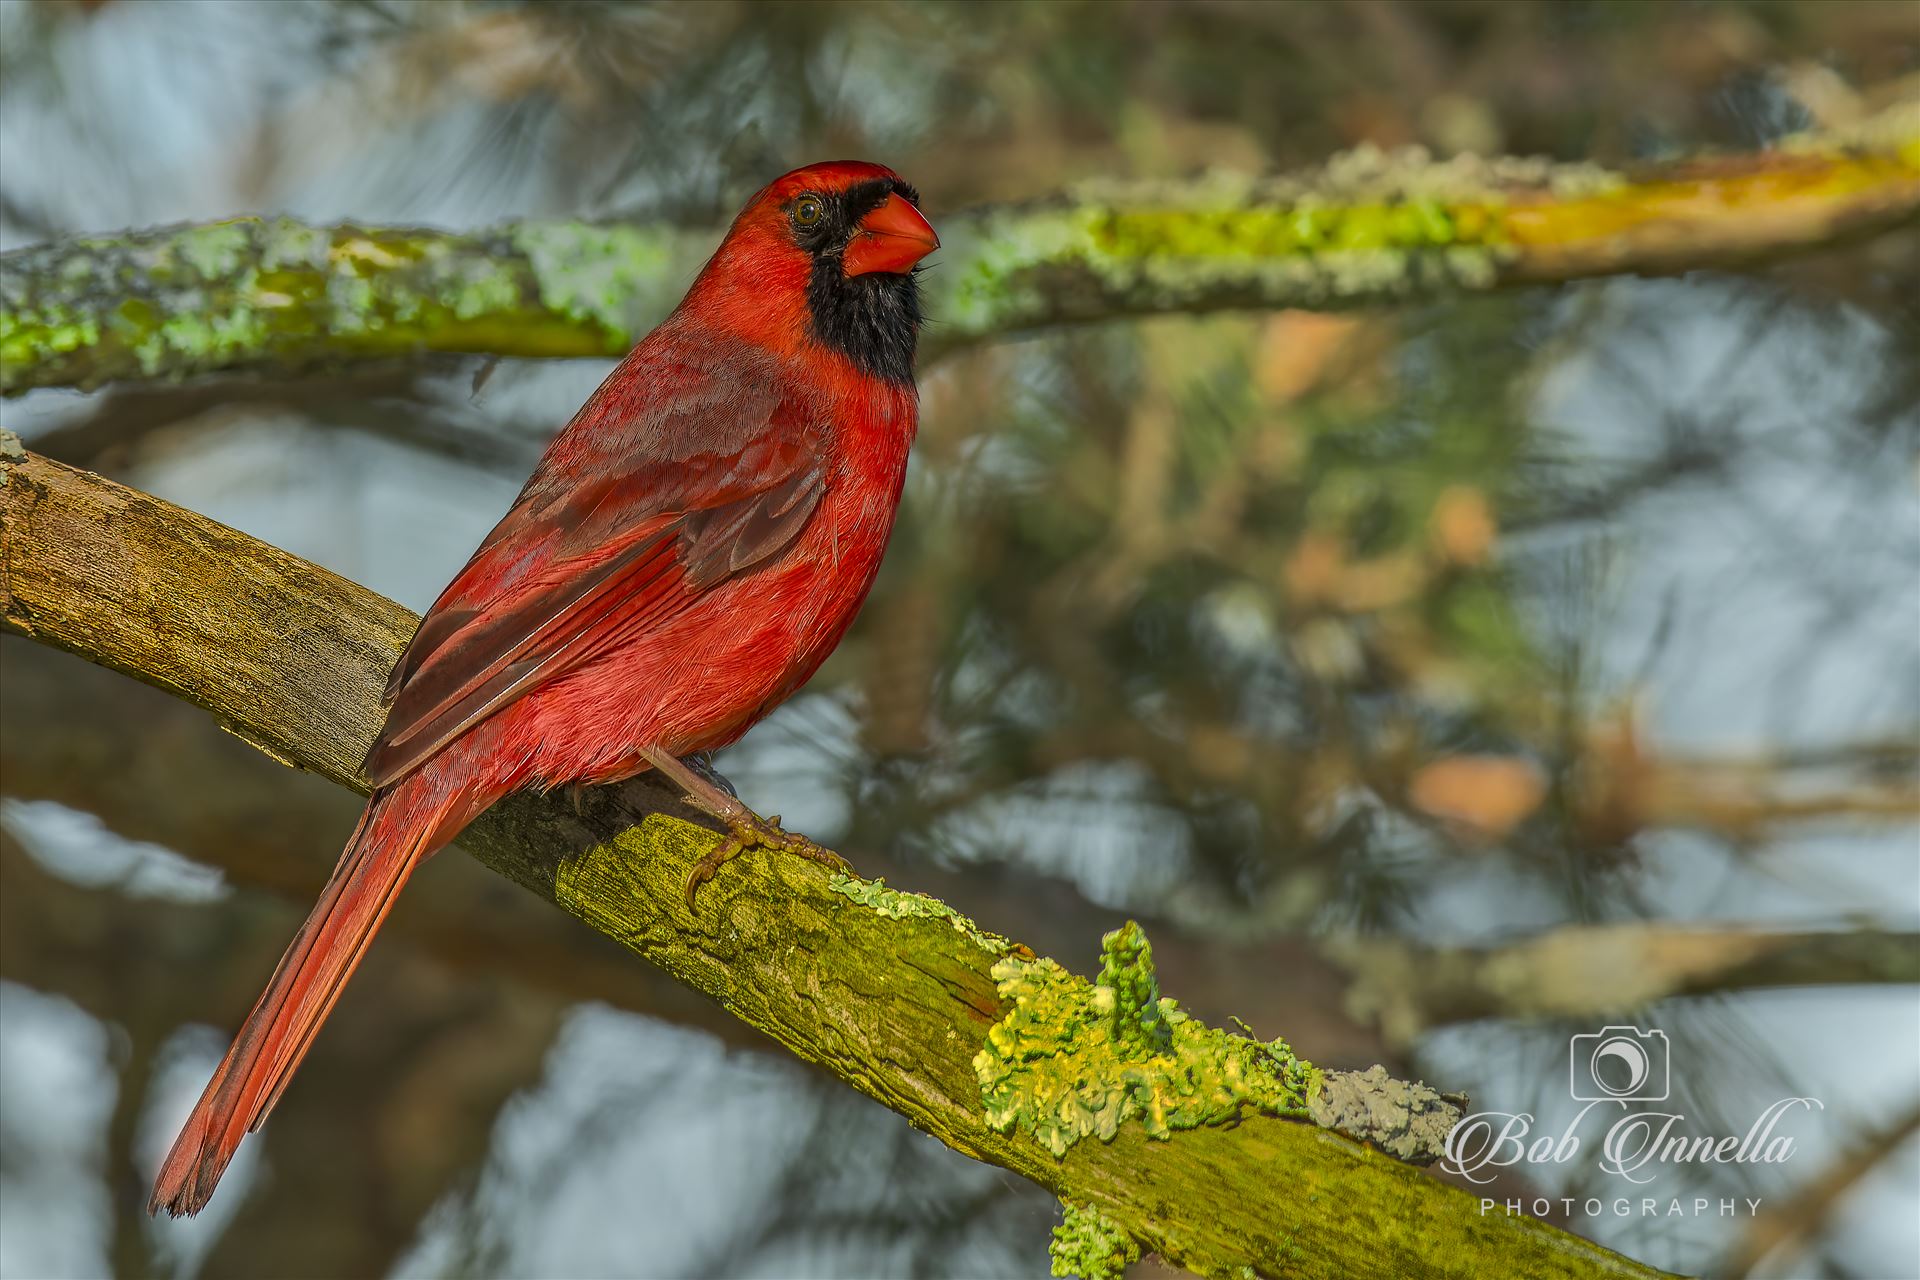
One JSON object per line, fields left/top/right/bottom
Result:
{"left": 0, "top": 303, "right": 101, "bottom": 371}
{"left": 937, "top": 156, "right": 1535, "bottom": 343}
{"left": 7, "top": 115, "right": 1909, "bottom": 396}
{"left": 127, "top": 304, "right": 272, "bottom": 377}
{"left": 1076, "top": 192, "right": 1514, "bottom": 309}
{"left": 937, "top": 206, "right": 1084, "bottom": 335}
{"left": 1092, "top": 918, "right": 1172, "bottom": 1050}
{"left": 512, "top": 221, "right": 682, "bottom": 340}
{"left": 441, "top": 256, "right": 524, "bottom": 322}
{"left": 258, "top": 218, "right": 331, "bottom": 272}
{"left": 1, "top": 214, "right": 662, "bottom": 394}
{"left": 827, "top": 873, "right": 1012, "bottom": 954}
{"left": 974, "top": 921, "right": 1317, "bottom": 1158}
{"left": 1049, "top": 1201, "right": 1140, "bottom": 1280}
{"left": 935, "top": 143, "right": 1646, "bottom": 343}
{"left": 324, "top": 271, "right": 379, "bottom": 333}
{"left": 1091, "top": 199, "right": 1497, "bottom": 261}
{"left": 170, "top": 220, "right": 253, "bottom": 279}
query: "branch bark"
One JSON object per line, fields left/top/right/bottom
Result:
{"left": 1326, "top": 925, "right": 1920, "bottom": 1050}
{"left": 0, "top": 439, "right": 1671, "bottom": 1278}
{"left": 0, "top": 639, "right": 772, "bottom": 1051}
{"left": 3, "top": 106, "right": 1914, "bottom": 395}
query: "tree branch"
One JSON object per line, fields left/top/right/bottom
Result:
{"left": 1718, "top": 1095, "right": 1920, "bottom": 1278}
{"left": 1327, "top": 924, "right": 1920, "bottom": 1050}
{"left": 0, "top": 640, "right": 774, "bottom": 1051}
{"left": 4, "top": 106, "right": 1914, "bottom": 395}
{"left": 0, "top": 437, "right": 1670, "bottom": 1278}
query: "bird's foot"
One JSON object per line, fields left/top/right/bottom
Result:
{"left": 684, "top": 812, "right": 850, "bottom": 911}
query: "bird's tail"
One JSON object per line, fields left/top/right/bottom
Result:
{"left": 149, "top": 765, "right": 485, "bottom": 1217}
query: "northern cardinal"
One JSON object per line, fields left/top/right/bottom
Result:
{"left": 150, "top": 162, "right": 938, "bottom": 1217}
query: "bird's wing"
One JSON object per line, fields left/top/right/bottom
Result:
{"left": 363, "top": 346, "right": 828, "bottom": 788}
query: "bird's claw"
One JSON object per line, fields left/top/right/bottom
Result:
{"left": 683, "top": 813, "right": 850, "bottom": 912}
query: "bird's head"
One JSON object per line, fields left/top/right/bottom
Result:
{"left": 689, "top": 161, "right": 938, "bottom": 386}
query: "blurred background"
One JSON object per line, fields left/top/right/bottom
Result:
{"left": 1, "top": 1, "right": 1917, "bottom": 1277}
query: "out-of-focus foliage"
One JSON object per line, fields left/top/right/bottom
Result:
{"left": 1, "top": 2, "right": 1916, "bottom": 1279}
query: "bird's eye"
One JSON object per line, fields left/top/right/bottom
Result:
{"left": 792, "top": 196, "right": 825, "bottom": 227}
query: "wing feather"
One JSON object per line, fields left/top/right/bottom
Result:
{"left": 680, "top": 468, "right": 827, "bottom": 590}
{"left": 363, "top": 343, "right": 832, "bottom": 789}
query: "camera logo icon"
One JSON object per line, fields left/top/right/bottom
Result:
{"left": 1570, "top": 1026, "right": 1670, "bottom": 1102}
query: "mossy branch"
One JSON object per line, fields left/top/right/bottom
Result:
{"left": 4, "top": 106, "right": 1915, "bottom": 396}
{"left": 0, "top": 437, "right": 1669, "bottom": 1279}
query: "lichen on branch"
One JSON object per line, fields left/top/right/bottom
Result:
{"left": 826, "top": 871, "right": 1015, "bottom": 953}
{"left": 0, "top": 217, "right": 704, "bottom": 394}
{"left": 3, "top": 104, "right": 1914, "bottom": 396}
{"left": 975, "top": 921, "right": 1318, "bottom": 1158}
{"left": 2, "top": 440, "right": 1674, "bottom": 1277}
{"left": 1051, "top": 1200, "right": 1142, "bottom": 1280}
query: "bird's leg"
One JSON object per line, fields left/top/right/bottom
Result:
{"left": 682, "top": 751, "right": 739, "bottom": 800}
{"left": 638, "top": 745, "right": 849, "bottom": 910}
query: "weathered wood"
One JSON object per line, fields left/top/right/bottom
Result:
{"left": 0, "top": 442, "right": 1669, "bottom": 1279}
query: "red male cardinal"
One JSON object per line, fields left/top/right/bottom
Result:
{"left": 150, "top": 162, "right": 938, "bottom": 1217}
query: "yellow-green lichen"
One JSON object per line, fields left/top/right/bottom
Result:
{"left": 2, "top": 214, "right": 661, "bottom": 394}
{"left": 974, "top": 921, "right": 1317, "bottom": 1158}
{"left": 9, "top": 113, "right": 1913, "bottom": 395}
{"left": 931, "top": 142, "right": 1723, "bottom": 346}
{"left": 1049, "top": 1201, "right": 1139, "bottom": 1280}
{"left": 936, "top": 153, "right": 1541, "bottom": 343}
{"left": 827, "top": 873, "right": 1012, "bottom": 954}
{"left": 1090, "top": 198, "right": 1498, "bottom": 261}
{"left": 0, "top": 303, "right": 101, "bottom": 370}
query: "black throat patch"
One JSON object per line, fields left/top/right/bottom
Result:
{"left": 796, "top": 178, "right": 924, "bottom": 387}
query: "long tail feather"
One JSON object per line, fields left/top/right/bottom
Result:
{"left": 149, "top": 768, "right": 482, "bottom": 1217}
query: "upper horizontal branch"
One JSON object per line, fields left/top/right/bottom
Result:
{"left": 4, "top": 105, "right": 1915, "bottom": 395}
{"left": 0, "top": 437, "right": 1668, "bottom": 1278}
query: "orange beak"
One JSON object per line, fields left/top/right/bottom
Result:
{"left": 842, "top": 193, "right": 939, "bottom": 277}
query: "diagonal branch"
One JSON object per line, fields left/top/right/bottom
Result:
{"left": 0, "top": 438, "right": 1669, "bottom": 1278}
{"left": 3, "top": 105, "right": 1915, "bottom": 396}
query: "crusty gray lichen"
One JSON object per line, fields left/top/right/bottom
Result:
{"left": 1308, "top": 1064, "right": 1466, "bottom": 1165}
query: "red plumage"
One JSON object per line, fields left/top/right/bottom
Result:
{"left": 150, "top": 161, "right": 937, "bottom": 1217}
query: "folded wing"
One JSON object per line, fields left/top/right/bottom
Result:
{"left": 364, "top": 346, "right": 828, "bottom": 788}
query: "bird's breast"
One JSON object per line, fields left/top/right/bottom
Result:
{"left": 796, "top": 386, "right": 917, "bottom": 607}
